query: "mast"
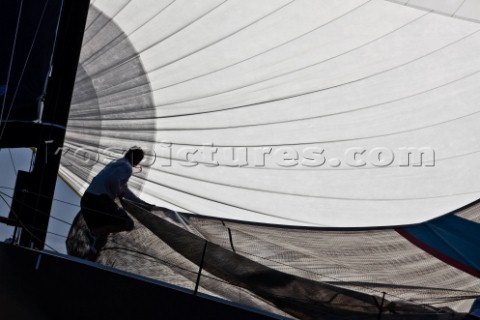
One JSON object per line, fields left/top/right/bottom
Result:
{"left": 0, "top": 0, "right": 90, "bottom": 249}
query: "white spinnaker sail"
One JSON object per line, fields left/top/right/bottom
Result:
{"left": 61, "top": 1, "right": 480, "bottom": 316}
{"left": 62, "top": 0, "right": 480, "bottom": 227}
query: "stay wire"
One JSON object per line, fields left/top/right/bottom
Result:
{"left": 0, "top": 0, "right": 51, "bottom": 142}
{"left": 8, "top": 149, "right": 18, "bottom": 176}
{"left": 0, "top": 0, "right": 23, "bottom": 142}
{"left": 0, "top": 193, "right": 58, "bottom": 252}
{"left": 0, "top": 190, "right": 72, "bottom": 227}
{"left": 0, "top": 189, "right": 139, "bottom": 227}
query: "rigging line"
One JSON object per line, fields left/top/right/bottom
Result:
{"left": 29, "top": 147, "right": 35, "bottom": 171}
{"left": 78, "top": 0, "right": 373, "bottom": 102}
{"left": 8, "top": 149, "right": 18, "bottom": 176}
{"left": 141, "top": 164, "right": 480, "bottom": 202}
{"left": 42, "top": 0, "right": 64, "bottom": 102}
{"left": 70, "top": 67, "right": 480, "bottom": 128}
{"left": 0, "top": 190, "right": 73, "bottom": 226}
{"left": 145, "top": 22, "right": 480, "bottom": 118}
{"left": 80, "top": 0, "right": 177, "bottom": 67}
{"left": 0, "top": 193, "right": 58, "bottom": 253}
{"left": 43, "top": 230, "right": 67, "bottom": 239}
{"left": 0, "top": 0, "right": 23, "bottom": 133}
{"left": 0, "top": 0, "right": 52, "bottom": 143}
{"left": 0, "top": 189, "right": 130, "bottom": 227}
{"left": 78, "top": 0, "right": 229, "bottom": 81}
{"left": 46, "top": 214, "right": 72, "bottom": 227}
{"left": 3, "top": 216, "right": 67, "bottom": 240}
{"left": 41, "top": 0, "right": 67, "bottom": 124}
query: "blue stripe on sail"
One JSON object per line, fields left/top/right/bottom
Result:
{"left": 400, "top": 214, "right": 480, "bottom": 276}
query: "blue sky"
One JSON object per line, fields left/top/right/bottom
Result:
{"left": 0, "top": 148, "right": 80, "bottom": 253}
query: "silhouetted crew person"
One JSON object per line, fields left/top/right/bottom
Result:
{"left": 80, "top": 146, "right": 154, "bottom": 257}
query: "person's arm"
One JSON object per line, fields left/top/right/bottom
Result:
{"left": 106, "top": 159, "right": 154, "bottom": 210}
{"left": 123, "top": 187, "right": 146, "bottom": 204}
{"left": 122, "top": 187, "right": 155, "bottom": 210}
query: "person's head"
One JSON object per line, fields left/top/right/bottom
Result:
{"left": 124, "top": 146, "right": 144, "bottom": 166}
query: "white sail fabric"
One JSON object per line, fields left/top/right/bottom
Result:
{"left": 62, "top": 0, "right": 480, "bottom": 227}
{"left": 388, "top": 0, "right": 480, "bottom": 23}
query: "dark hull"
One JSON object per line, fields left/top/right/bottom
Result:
{"left": 0, "top": 242, "right": 283, "bottom": 320}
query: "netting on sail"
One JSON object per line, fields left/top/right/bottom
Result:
{"left": 66, "top": 200, "right": 480, "bottom": 319}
